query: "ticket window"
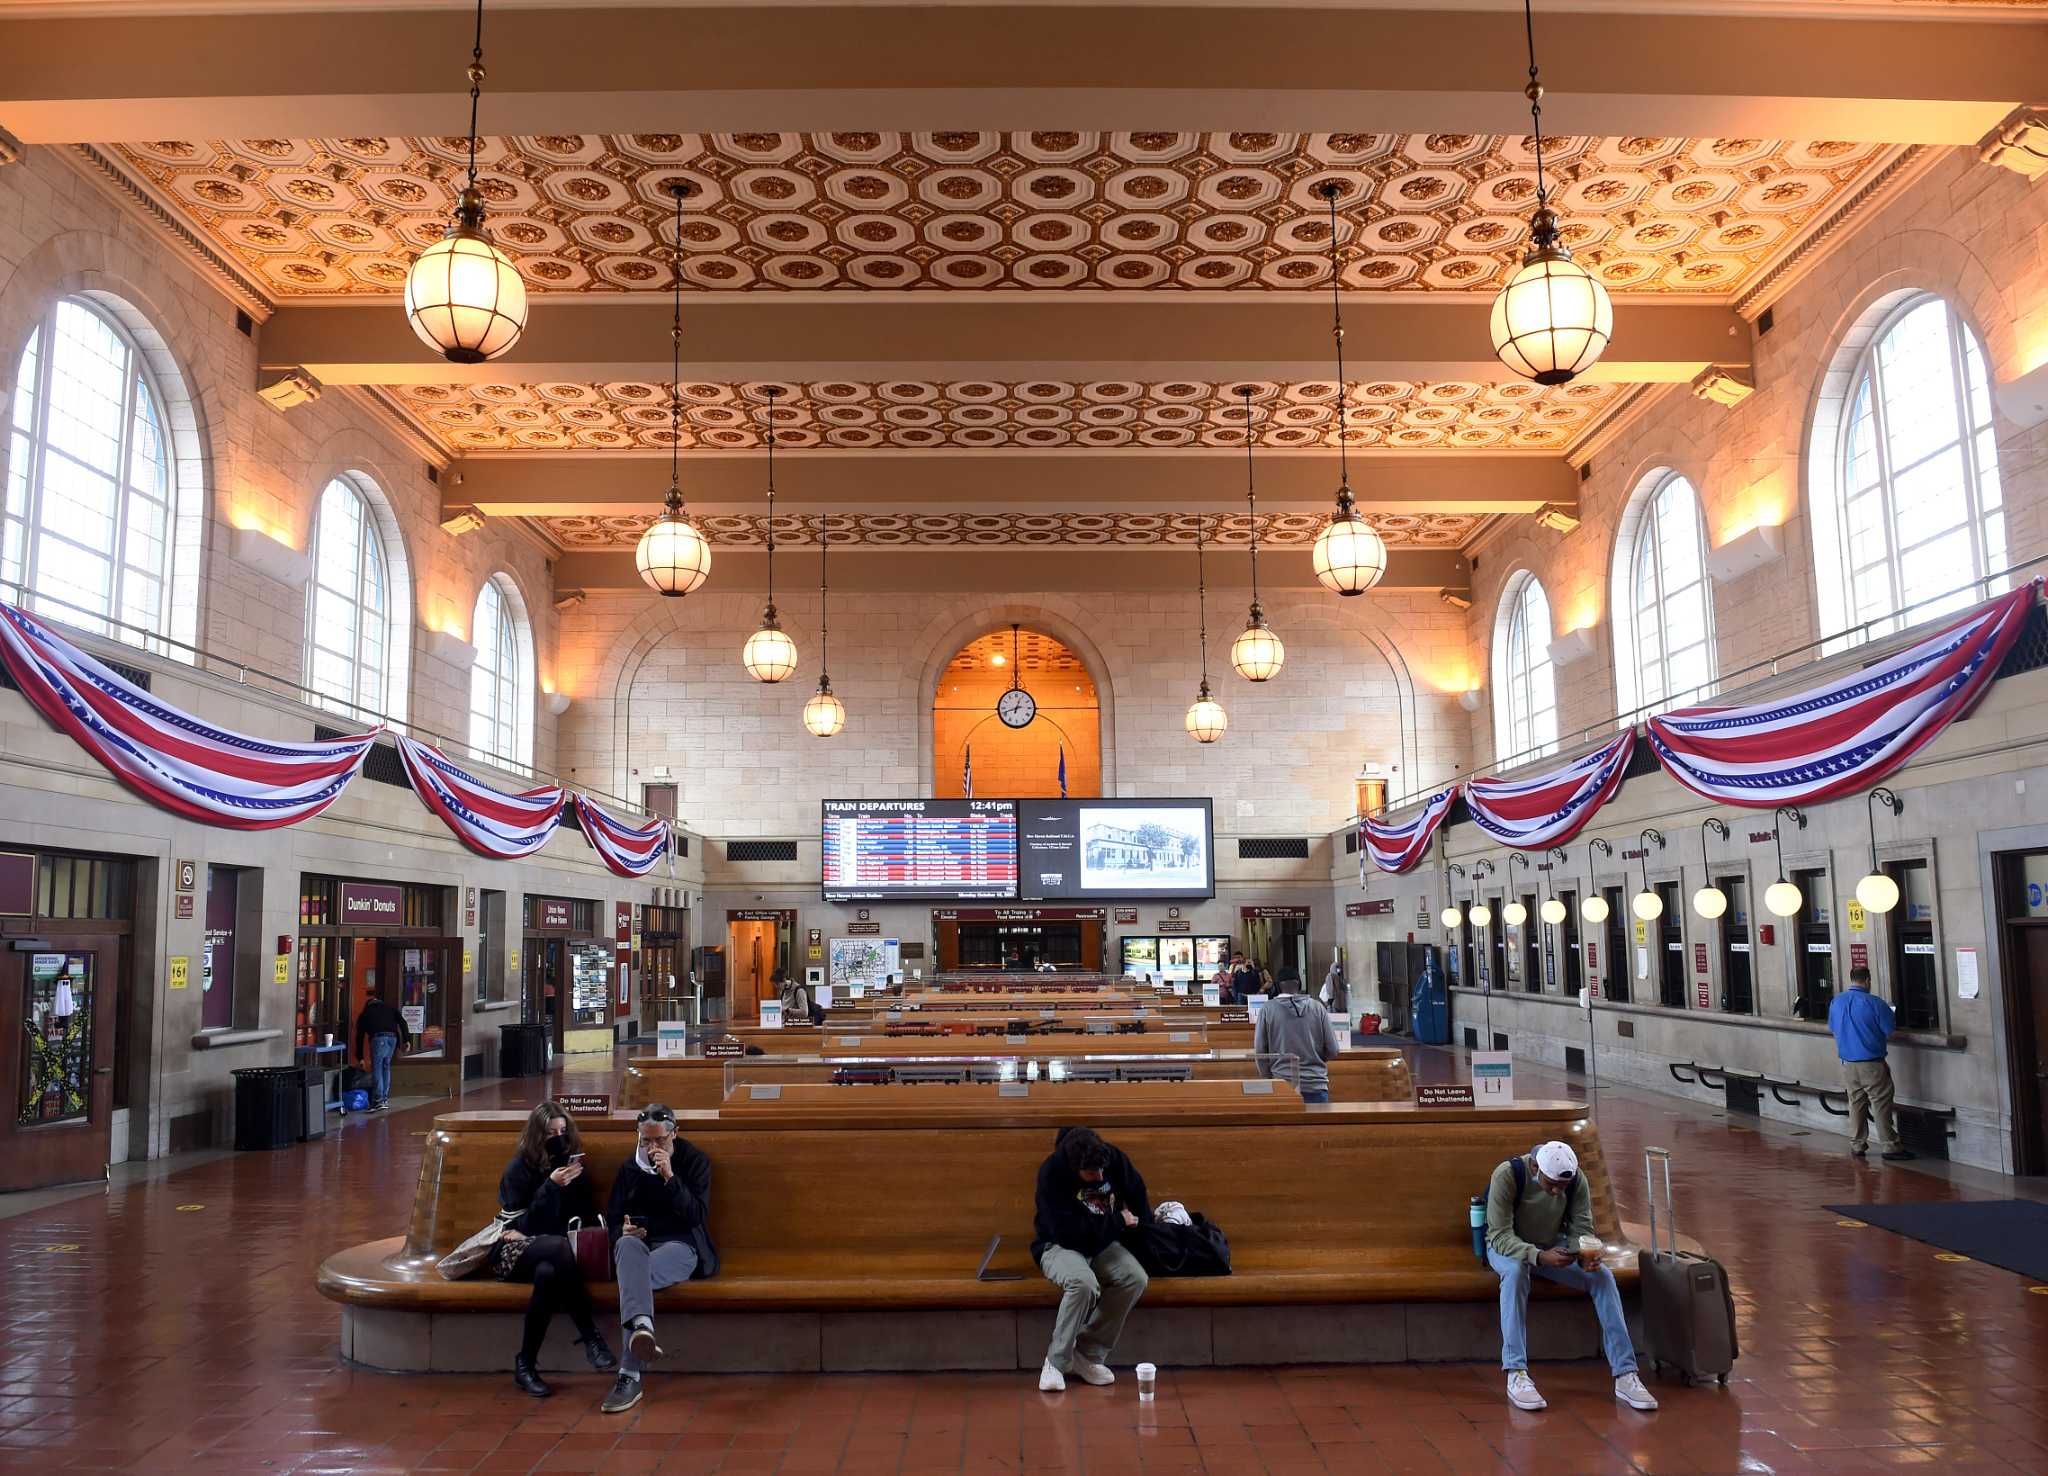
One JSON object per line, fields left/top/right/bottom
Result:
{"left": 1558, "top": 890, "right": 1583, "bottom": 994}
{"left": 1487, "top": 896, "right": 1507, "bottom": 991}
{"left": 1519, "top": 893, "right": 1540, "bottom": 993}
{"left": 1657, "top": 882, "right": 1687, "bottom": 1009}
{"left": 1886, "top": 860, "right": 1940, "bottom": 1032}
{"left": 1449, "top": 908, "right": 1470, "bottom": 989}
{"left": 1718, "top": 876, "right": 1754, "bottom": 1015}
{"left": 1793, "top": 868, "right": 1835, "bottom": 1021}
{"left": 1601, "top": 885, "right": 1630, "bottom": 1004}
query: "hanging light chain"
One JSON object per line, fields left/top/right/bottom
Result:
{"left": 464, "top": 0, "right": 487, "bottom": 193}
{"left": 1321, "top": 185, "right": 1353, "bottom": 502}
{"left": 666, "top": 181, "right": 685, "bottom": 510}
{"left": 1241, "top": 387, "right": 1262, "bottom": 608}
{"left": 818, "top": 508, "right": 829, "bottom": 679}
{"left": 1196, "top": 513, "right": 1210, "bottom": 684}
{"left": 1522, "top": 0, "right": 1549, "bottom": 211}
{"left": 761, "top": 386, "right": 779, "bottom": 610}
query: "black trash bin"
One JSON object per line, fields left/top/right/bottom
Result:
{"left": 299, "top": 1064, "right": 329, "bottom": 1141}
{"left": 232, "top": 1066, "right": 303, "bottom": 1151}
{"left": 499, "top": 1022, "right": 548, "bottom": 1078}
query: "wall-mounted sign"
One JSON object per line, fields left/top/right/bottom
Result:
{"left": 847, "top": 921, "right": 882, "bottom": 935}
{"left": 168, "top": 956, "right": 189, "bottom": 989}
{"left": 176, "top": 859, "right": 196, "bottom": 893}
{"left": 1114, "top": 907, "right": 1138, "bottom": 924}
{"left": 1241, "top": 905, "right": 1311, "bottom": 919}
{"left": 539, "top": 898, "right": 573, "bottom": 930}
{"left": 339, "top": 883, "right": 403, "bottom": 925}
{"left": 273, "top": 954, "right": 289, "bottom": 985}
{"left": 175, "top": 893, "right": 195, "bottom": 920}
{"left": 463, "top": 948, "right": 474, "bottom": 977}
{"left": 729, "top": 909, "right": 789, "bottom": 922}
{"left": 1346, "top": 899, "right": 1394, "bottom": 917}
{"left": 1693, "top": 942, "right": 1709, "bottom": 975}
{"left": 1156, "top": 919, "right": 1191, "bottom": 933}
{"left": 934, "top": 907, "right": 1107, "bottom": 922}
{"left": 807, "top": 928, "right": 822, "bottom": 946}
{"left": 1845, "top": 900, "right": 1867, "bottom": 934}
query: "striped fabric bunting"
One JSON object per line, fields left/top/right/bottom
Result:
{"left": 1646, "top": 581, "right": 2040, "bottom": 808}
{"left": 0, "top": 599, "right": 378, "bottom": 828}
{"left": 395, "top": 733, "right": 566, "bottom": 859}
{"left": 575, "top": 793, "right": 670, "bottom": 878}
{"left": 1361, "top": 785, "right": 1459, "bottom": 876}
{"left": 1464, "top": 729, "right": 1635, "bottom": 851}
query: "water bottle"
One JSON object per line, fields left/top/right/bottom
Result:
{"left": 1469, "top": 1195, "right": 1487, "bottom": 1259}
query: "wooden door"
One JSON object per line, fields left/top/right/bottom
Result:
{"left": 0, "top": 935, "right": 123, "bottom": 1191}
{"left": 2006, "top": 923, "right": 2048, "bottom": 1175}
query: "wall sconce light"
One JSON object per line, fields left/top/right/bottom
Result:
{"left": 1764, "top": 805, "right": 1807, "bottom": 917}
{"left": 231, "top": 524, "right": 311, "bottom": 586}
{"left": 1631, "top": 828, "right": 1666, "bottom": 920}
{"left": 1856, "top": 788, "right": 1903, "bottom": 913}
{"left": 545, "top": 692, "right": 573, "bottom": 717}
{"left": 1692, "top": 817, "right": 1731, "bottom": 919}
{"left": 1580, "top": 838, "right": 1613, "bottom": 922}
{"left": 1705, "top": 523, "right": 1783, "bottom": 584}
{"left": 1540, "top": 846, "right": 1568, "bottom": 925}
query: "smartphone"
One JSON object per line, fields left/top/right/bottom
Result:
{"left": 569, "top": 1152, "right": 587, "bottom": 1163}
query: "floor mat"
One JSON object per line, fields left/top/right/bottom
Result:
{"left": 1822, "top": 1198, "right": 2048, "bottom": 1281}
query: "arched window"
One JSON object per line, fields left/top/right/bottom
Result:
{"left": 1493, "top": 574, "right": 1558, "bottom": 763}
{"left": 1821, "top": 294, "right": 2005, "bottom": 638}
{"left": 306, "top": 475, "right": 397, "bottom": 721}
{"left": 468, "top": 574, "right": 533, "bottom": 771}
{"left": 1615, "top": 471, "right": 1715, "bottom": 716}
{"left": 3, "top": 297, "right": 188, "bottom": 649}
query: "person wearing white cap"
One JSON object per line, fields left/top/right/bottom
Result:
{"left": 1484, "top": 1139, "right": 1658, "bottom": 1414}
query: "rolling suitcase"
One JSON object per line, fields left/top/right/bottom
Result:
{"left": 1639, "top": 1146, "right": 1737, "bottom": 1385}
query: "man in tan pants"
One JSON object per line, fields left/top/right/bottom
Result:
{"left": 1827, "top": 966, "right": 1914, "bottom": 1161}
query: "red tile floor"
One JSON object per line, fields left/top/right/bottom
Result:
{"left": 4, "top": 1044, "right": 2048, "bottom": 1474}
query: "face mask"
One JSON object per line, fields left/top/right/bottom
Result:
{"left": 544, "top": 1133, "right": 569, "bottom": 1163}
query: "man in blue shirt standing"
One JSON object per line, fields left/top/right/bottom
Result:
{"left": 1827, "top": 966, "right": 1914, "bottom": 1162}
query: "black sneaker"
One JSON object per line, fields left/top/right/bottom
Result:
{"left": 1881, "top": 1148, "right": 1917, "bottom": 1162}
{"left": 627, "top": 1320, "right": 662, "bottom": 1364}
{"left": 580, "top": 1332, "right": 617, "bottom": 1373}
{"left": 600, "top": 1372, "right": 643, "bottom": 1415}
{"left": 513, "top": 1355, "right": 551, "bottom": 1399}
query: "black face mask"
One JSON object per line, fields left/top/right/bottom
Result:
{"left": 544, "top": 1133, "right": 570, "bottom": 1163}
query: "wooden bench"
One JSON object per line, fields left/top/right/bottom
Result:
{"left": 316, "top": 1100, "right": 1659, "bottom": 1374}
{"left": 622, "top": 1045, "right": 1414, "bottom": 1111}
{"left": 717, "top": 1078, "right": 1307, "bottom": 1120}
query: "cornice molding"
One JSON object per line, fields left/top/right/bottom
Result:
{"left": 1732, "top": 143, "right": 1941, "bottom": 321}
{"left": 61, "top": 144, "right": 275, "bottom": 322}
{"left": 1563, "top": 382, "right": 1672, "bottom": 471}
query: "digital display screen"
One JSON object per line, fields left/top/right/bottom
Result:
{"left": 821, "top": 800, "right": 1019, "bottom": 902}
{"left": 1016, "top": 799, "right": 1215, "bottom": 901}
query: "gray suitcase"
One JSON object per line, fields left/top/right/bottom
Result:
{"left": 1639, "top": 1146, "right": 1737, "bottom": 1384}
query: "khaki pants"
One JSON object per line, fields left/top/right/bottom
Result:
{"left": 1844, "top": 1058, "right": 1900, "bottom": 1153}
{"left": 1039, "top": 1243, "right": 1147, "bottom": 1372}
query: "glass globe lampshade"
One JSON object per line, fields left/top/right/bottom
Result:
{"left": 1856, "top": 871, "right": 1901, "bottom": 914}
{"left": 1489, "top": 211, "right": 1613, "bottom": 386}
{"left": 1580, "top": 894, "right": 1610, "bottom": 924}
{"left": 1468, "top": 903, "right": 1493, "bottom": 929}
{"left": 1440, "top": 906, "right": 1464, "bottom": 930}
{"left": 801, "top": 679, "right": 845, "bottom": 738}
{"left": 1503, "top": 901, "right": 1528, "bottom": 928}
{"left": 1540, "top": 898, "right": 1566, "bottom": 926}
{"left": 741, "top": 610, "right": 798, "bottom": 684}
{"left": 1764, "top": 879, "right": 1804, "bottom": 918}
{"left": 1632, "top": 889, "right": 1664, "bottom": 922}
{"left": 403, "top": 190, "right": 528, "bottom": 365}
{"left": 1186, "top": 681, "right": 1229, "bottom": 744}
{"left": 1311, "top": 491, "right": 1388, "bottom": 597}
{"left": 635, "top": 492, "right": 712, "bottom": 597}
{"left": 1692, "top": 886, "right": 1728, "bottom": 921}
{"left": 1230, "top": 610, "right": 1285, "bottom": 682}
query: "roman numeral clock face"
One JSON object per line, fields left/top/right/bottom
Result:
{"left": 997, "top": 687, "right": 1037, "bottom": 728}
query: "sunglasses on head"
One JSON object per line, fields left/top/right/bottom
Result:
{"left": 636, "top": 1107, "right": 675, "bottom": 1125}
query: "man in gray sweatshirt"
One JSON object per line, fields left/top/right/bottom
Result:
{"left": 1252, "top": 971, "right": 1341, "bottom": 1102}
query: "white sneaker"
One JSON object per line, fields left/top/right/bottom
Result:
{"left": 1614, "top": 1373, "right": 1660, "bottom": 1411}
{"left": 1072, "top": 1358, "right": 1115, "bottom": 1386}
{"left": 1506, "top": 1370, "right": 1546, "bottom": 1411}
{"left": 1038, "top": 1360, "right": 1066, "bottom": 1392}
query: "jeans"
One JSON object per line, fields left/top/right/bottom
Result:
{"left": 1843, "top": 1058, "right": 1901, "bottom": 1152}
{"left": 368, "top": 1032, "right": 399, "bottom": 1104}
{"left": 616, "top": 1236, "right": 699, "bottom": 1374}
{"left": 1039, "top": 1242, "right": 1147, "bottom": 1372}
{"left": 1300, "top": 1088, "right": 1331, "bottom": 1104}
{"left": 1487, "top": 1244, "right": 1637, "bottom": 1377}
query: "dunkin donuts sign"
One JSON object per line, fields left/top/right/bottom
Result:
{"left": 339, "top": 883, "right": 403, "bottom": 924}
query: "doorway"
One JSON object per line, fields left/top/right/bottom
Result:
{"left": 0, "top": 935, "right": 124, "bottom": 1191}
{"left": 727, "top": 911, "right": 793, "bottom": 1022}
{"left": 1994, "top": 850, "right": 2048, "bottom": 1175}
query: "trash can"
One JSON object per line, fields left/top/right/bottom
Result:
{"left": 299, "top": 1065, "right": 328, "bottom": 1141}
{"left": 232, "top": 1066, "right": 303, "bottom": 1151}
{"left": 499, "top": 1022, "right": 548, "bottom": 1078}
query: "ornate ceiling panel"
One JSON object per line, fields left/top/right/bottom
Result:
{"left": 114, "top": 132, "right": 1893, "bottom": 298}
{"left": 389, "top": 377, "right": 1621, "bottom": 453}
{"left": 947, "top": 630, "right": 1088, "bottom": 676}
{"left": 538, "top": 509, "right": 1483, "bottom": 551}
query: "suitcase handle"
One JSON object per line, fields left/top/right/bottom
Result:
{"left": 1644, "top": 1145, "right": 1675, "bottom": 1258}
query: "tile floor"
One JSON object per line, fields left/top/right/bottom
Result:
{"left": 3, "top": 1045, "right": 2046, "bottom": 1474}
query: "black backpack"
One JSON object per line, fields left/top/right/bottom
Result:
{"left": 1136, "top": 1213, "right": 1233, "bottom": 1277}
{"left": 1471, "top": 1145, "right": 1540, "bottom": 1260}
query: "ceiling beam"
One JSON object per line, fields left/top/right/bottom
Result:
{"left": 2, "top": 6, "right": 2037, "bottom": 144}
{"left": 266, "top": 296, "right": 1747, "bottom": 387}
{"left": 455, "top": 449, "right": 1575, "bottom": 518}
{"left": 551, "top": 545, "right": 1471, "bottom": 595}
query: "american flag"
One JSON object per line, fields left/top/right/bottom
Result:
{"left": 397, "top": 734, "right": 567, "bottom": 859}
{"left": 575, "top": 793, "right": 670, "bottom": 877}
{"left": 1464, "top": 730, "right": 1635, "bottom": 851}
{"left": 1361, "top": 785, "right": 1457, "bottom": 875}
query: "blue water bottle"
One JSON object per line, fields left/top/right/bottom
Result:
{"left": 1469, "top": 1195, "right": 1487, "bottom": 1260}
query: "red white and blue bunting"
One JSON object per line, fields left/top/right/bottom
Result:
{"left": 0, "top": 600, "right": 378, "bottom": 829}
{"left": 1361, "top": 785, "right": 1459, "bottom": 876}
{"left": 1647, "top": 581, "right": 2040, "bottom": 808}
{"left": 395, "top": 733, "right": 567, "bottom": 859}
{"left": 1463, "top": 729, "right": 1635, "bottom": 851}
{"left": 575, "top": 793, "right": 671, "bottom": 878}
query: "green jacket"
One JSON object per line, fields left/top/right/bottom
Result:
{"left": 1484, "top": 1153, "right": 1595, "bottom": 1264}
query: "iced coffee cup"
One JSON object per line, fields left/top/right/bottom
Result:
{"left": 1577, "top": 1234, "right": 1603, "bottom": 1269}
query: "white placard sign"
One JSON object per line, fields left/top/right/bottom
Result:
{"left": 1956, "top": 946, "right": 1980, "bottom": 1000}
{"left": 656, "top": 1020, "right": 688, "bottom": 1059}
{"left": 1202, "top": 983, "right": 1221, "bottom": 1007}
{"left": 759, "top": 999, "right": 784, "bottom": 1029}
{"left": 1471, "top": 1049, "right": 1516, "bottom": 1106}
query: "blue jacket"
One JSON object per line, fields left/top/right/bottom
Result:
{"left": 1827, "top": 988, "right": 1895, "bottom": 1062}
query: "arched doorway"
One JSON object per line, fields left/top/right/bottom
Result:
{"left": 933, "top": 626, "right": 1101, "bottom": 798}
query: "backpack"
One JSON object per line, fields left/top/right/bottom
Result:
{"left": 1135, "top": 1213, "right": 1233, "bottom": 1277}
{"left": 1471, "top": 1146, "right": 1540, "bottom": 1261}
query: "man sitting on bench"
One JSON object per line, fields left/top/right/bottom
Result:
{"left": 1031, "top": 1126, "right": 1150, "bottom": 1392}
{"left": 600, "top": 1102, "right": 719, "bottom": 1414}
{"left": 1485, "top": 1140, "right": 1658, "bottom": 1414}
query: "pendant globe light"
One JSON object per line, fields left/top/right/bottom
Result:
{"left": 1489, "top": 0, "right": 1613, "bottom": 385}
{"left": 740, "top": 387, "right": 799, "bottom": 682}
{"left": 1229, "top": 388, "right": 1285, "bottom": 681}
{"left": 635, "top": 181, "right": 712, "bottom": 598}
{"left": 1856, "top": 788, "right": 1904, "bottom": 914}
{"left": 1186, "top": 515, "right": 1229, "bottom": 744}
{"left": 403, "top": 0, "right": 528, "bottom": 364}
{"left": 1309, "top": 183, "right": 1389, "bottom": 597}
{"left": 801, "top": 513, "right": 846, "bottom": 737}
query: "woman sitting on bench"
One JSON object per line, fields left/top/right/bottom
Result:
{"left": 493, "top": 1100, "right": 618, "bottom": 1397}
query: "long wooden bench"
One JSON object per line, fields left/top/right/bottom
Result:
{"left": 316, "top": 1100, "right": 1660, "bottom": 1374}
{"left": 622, "top": 1045, "right": 1414, "bottom": 1111}
{"left": 717, "top": 1078, "right": 1307, "bottom": 1120}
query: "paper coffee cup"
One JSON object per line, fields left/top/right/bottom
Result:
{"left": 1578, "top": 1234, "right": 1603, "bottom": 1264}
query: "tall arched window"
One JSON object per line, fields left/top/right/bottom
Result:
{"left": 4, "top": 297, "right": 188, "bottom": 650}
{"left": 468, "top": 574, "right": 533, "bottom": 771}
{"left": 1615, "top": 471, "right": 1715, "bottom": 716}
{"left": 1493, "top": 574, "right": 1558, "bottom": 763}
{"left": 1821, "top": 293, "right": 2005, "bottom": 638}
{"left": 306, "top": 475, "right": 397, "bottom": 721}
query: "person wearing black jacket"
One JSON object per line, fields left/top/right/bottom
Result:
{"left": 1030, "top": 1125, "right": 1150, "bottom": 1392}
{"left": 490, "top": 1102, "right": 617, "bottom": 1397}
{"left": 599, "top": 1102, "right": 718, "bottom": 1414}
{"left": 351, "top": 994, "right": 411, "bottom": 1110}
